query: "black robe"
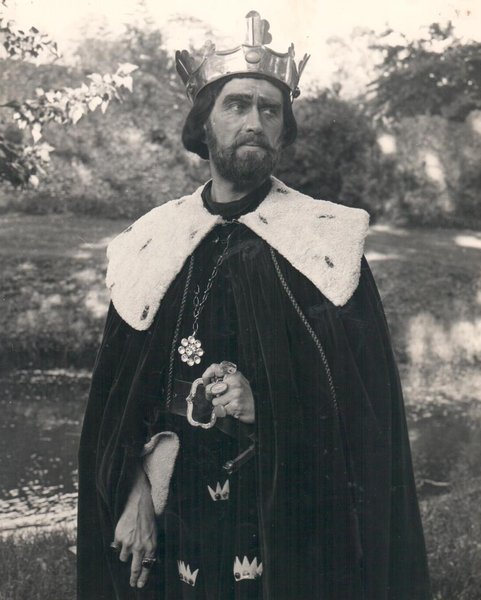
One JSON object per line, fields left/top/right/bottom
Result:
{"left": 77, "top": 186, "right": 431, "bottom": 600}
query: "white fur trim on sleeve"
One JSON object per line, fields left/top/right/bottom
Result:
{"left": 141, "top": 431, "right": 179, "bottom": 517}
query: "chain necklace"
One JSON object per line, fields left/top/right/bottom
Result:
{"left": 178, "top": 227, "right": 235, "bottom": 366}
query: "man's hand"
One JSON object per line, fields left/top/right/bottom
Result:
{"left": 112, "top": 466, "right": 157, "bottom": 589}
{"left": 202, "top": 363, "right": 255, "bottom": 424}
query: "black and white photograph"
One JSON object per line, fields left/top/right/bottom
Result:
{"left": 0, "top": 0, "right": 480, "bottom": 598}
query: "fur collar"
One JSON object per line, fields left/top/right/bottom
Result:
{"left": 106, "top": 177, "right": 369, "bottom": 331}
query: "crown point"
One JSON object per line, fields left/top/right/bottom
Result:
{"left": 175, "top": 11, "right": 308, "bottom": 102}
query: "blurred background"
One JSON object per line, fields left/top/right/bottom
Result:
{"left": 0, "top": 1, "right": 480, "bottom": 598}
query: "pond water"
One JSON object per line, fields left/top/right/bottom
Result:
{"left": 1, "top": 369, "right": 480, "bottom": 535}
{"left": 0, "top": 369, "right": 89, "bottom": 535}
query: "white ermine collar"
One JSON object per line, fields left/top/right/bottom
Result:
{"left": 106, "top": 177, "right": 370, "bottom": 331}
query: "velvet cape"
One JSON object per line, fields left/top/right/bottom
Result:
{"left": 77, "top": 224, "right": 431, "bottom": 600}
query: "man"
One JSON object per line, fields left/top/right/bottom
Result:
{"left": 77, "top": 11, "right": 431, "bottom": 600}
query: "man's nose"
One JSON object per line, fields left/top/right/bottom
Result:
{"left": 244, "top": 106, "right": 262, "bottom": 132}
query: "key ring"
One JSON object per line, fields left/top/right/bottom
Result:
{"left": 186, "top": 378, "right": 217, "bottom": 429}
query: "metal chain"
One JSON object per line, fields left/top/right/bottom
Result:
{"left": 165, "top": 254, "right": 195, "bottom": 408}
{"left": 269, "top": 246, "right": 340, "bottom": 417}
{"left": 271, "top": 248, "right": 359, "bottom": 511}
{"left": 190, "top": 230, "right": 234, "bottom": 334}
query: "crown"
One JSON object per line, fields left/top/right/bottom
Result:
{"left": 177, "top": 561, "right": 199, "bottom": 587}
{"left": 175, "top": 10, "right": 310, "bottom": 103}
{"left": 207, "top": 480, "right": 230, "bottom": 501}
{"left": 233, "top": 556, "right": 263, "bottom": 581}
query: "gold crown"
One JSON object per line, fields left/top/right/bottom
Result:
{"left": 175, "top": 11, "right": 310, "bottom": 103}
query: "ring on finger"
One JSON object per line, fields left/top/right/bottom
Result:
{"left": 110, "top": 541, "right": 121, "bottom": 552}
{"left": 141, "top": 556, "right": 157, "bottom": 569}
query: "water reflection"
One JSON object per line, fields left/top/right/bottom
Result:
{"left": 1, "top": 368, "right": 480, "bottom": 535}
{"left": 0, "top": 369, "right": 89, "bottom": 534}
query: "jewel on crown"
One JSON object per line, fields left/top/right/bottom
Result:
{"left": 175, "top": 11, "right": 310, "bottom": 103}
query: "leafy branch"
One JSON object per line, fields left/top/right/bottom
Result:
{"left": 0, "top": 1, "right": 138, "bottom": 186}
{"left": 369, "top": 22, "right": 481, "bottom": 121}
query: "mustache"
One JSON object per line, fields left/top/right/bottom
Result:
{"left": 234, "top": 133, "right": 273, "bottom": 151}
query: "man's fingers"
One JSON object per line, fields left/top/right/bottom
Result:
{"left": 129, "top": 552, "right": 143, "bottom": 587}
{"left": 202, "top": 363, "right": 224, "bottom": 385}
{"left": 211, "top": 392, "right": 234, "bottom": 407}
{"left": 136, "top": 566, "right": 152, "bottom": 589}
{"left": 224, "top": 401, "right": 242, "bottom": 418}
{"left": 119, "top": 544, "right": 131, "bottom": 563}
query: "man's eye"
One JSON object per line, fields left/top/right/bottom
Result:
{"left": 228, "top": 102, "right": 246, "bottom": 112}
{"left": 261, "top": 106, "right": 280, "bottom": 116}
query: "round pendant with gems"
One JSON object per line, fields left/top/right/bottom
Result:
{"left": 178, "top": 335, "right": 204, "bottom": 366}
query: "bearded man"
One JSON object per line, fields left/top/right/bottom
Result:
{"left": 77, "top": 11, "right": 431, "bottom": 600}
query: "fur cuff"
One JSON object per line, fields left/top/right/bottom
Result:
{"left": 142, "top": 432, "right": 179, "bottom": 517}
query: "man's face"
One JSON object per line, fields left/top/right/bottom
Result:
{"left": 205, "top": 77, "right": 285, "bottom": 191}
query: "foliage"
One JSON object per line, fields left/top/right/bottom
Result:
{"left": 377, "top": 114, "right": 481, "bottom": 227}
{"left": 0, "top": 1, "right": 59, "bottom": 61}
{"left": 326, "top": 27, "right": 382, "bottom": 100}
{"left": 276, "top": 89, "right": 391, "bottom": 217}
{"left": 0, "top": 2, "right": 137, "bottom": 187}
{"left": 0, "top": 24, "right": 208, "bottom": 218}
{"left": 369, "top": 22, "right": 481, "bottom": 121}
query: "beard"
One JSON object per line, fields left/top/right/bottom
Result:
{"left": 205, "top": 122, "right": 281, "bottom": 192}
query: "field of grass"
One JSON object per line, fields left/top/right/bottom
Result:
{"left": 0, "top": 529, "right": 76, "bottom": 600}
{"left": 0, "top": 213, "right": 480, "bottom": 599}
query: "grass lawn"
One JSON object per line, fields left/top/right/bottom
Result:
{"left": 0, "top": 213, "right": 480, "bottom": 599}
{"left": 0, "top": 529, "right": 76, "bottom": 600}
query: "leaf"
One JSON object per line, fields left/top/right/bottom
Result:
{"left": 100, "top": 100, "right": 109, "bottom": 114}
{"left": 70, "top": 105, "right": 84, "bottom": 124}
{"left": 121, "top": 76, "right": 133, "bottom": 92}
{"left": 87, "top": 73, "right": 102, "bottom": 84}
{"left": 38, "top": 144, "right": 53, "bottom": 162}
{"left": 87, "top": 96, "right": 102, "bottom": 111}
{"left": 31, "top": 123, "right": 42, "bottom": 143}
{"left": 28, "top": 174, "right": 40, "bottom": 187}
{"left": 117, "top": 62, "right": 139, "bottom": 75}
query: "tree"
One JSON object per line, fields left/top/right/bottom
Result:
{"left": 0, "top": 0, "right": 137, "bottom": 186}
{"left": 369, "top": 22, "right": 481, "bottom": 121}
{"left": 276, "top": 89, "right": 391, "bottom": 217}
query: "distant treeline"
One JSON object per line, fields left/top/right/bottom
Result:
{"left": 1, "top": 23, "right": 480, "bottom": 227}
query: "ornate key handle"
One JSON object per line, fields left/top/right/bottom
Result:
{"left": 186, "top": 378, "right": 217, "bottom": 429}
{"left": 186, "top": 362, "right": 237, "bottom": 428}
